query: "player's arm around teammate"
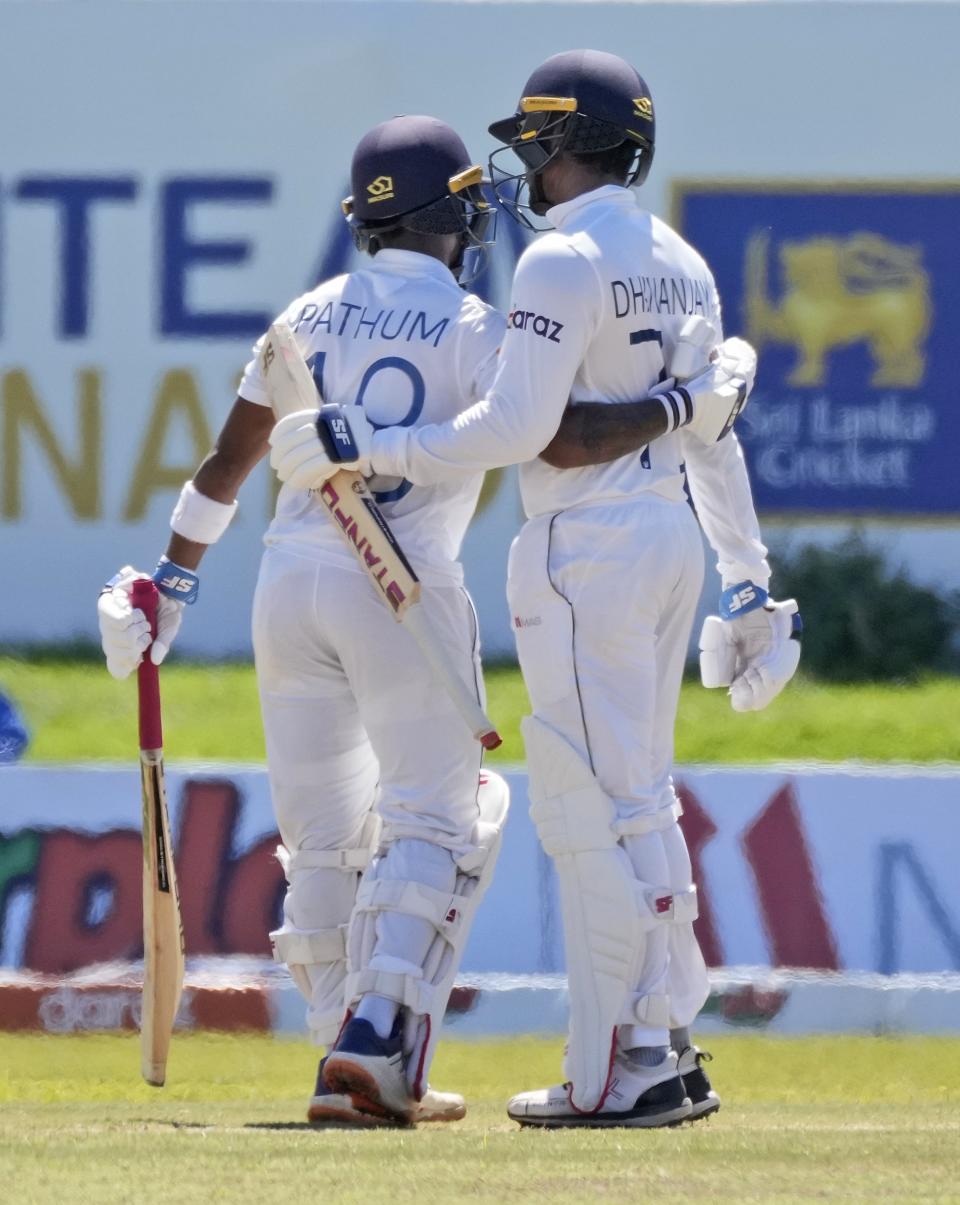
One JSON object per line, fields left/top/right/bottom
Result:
{"left": 268, "top": 50, "right": 800, "bottom": 1130}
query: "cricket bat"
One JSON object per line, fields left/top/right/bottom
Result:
{"left": 131, "top": 577, "right": 185, "bottom": 1086}
{"left": 260, "top": 321, "right": 501, "bottom": 750}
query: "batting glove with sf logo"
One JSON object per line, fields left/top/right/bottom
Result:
{"left": 269, "top": 405, "right": 375, "bottom": 491}
{"left": 97, "top": 561, "right": 196, "bottom": 679}
{"left": 699, "top": 581, "right": 802, "bottom": 712}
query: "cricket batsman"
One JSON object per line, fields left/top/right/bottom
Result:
{"left": 97, "top": 116, "right": 511, "bottom": 1126}
{"left": 275, "top": 50, "right": 802, "bottom": 1128}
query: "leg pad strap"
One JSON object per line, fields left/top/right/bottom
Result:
{"left": 353, "top": 878, "right": 467, "bottom": 940}
{"left": 348, "top": 967, "right": 435, "bottom": 1018}
{"left": 287, "top": 847, "right": 373, "bottom": 872}
{"left": 614, "top": 798, "right": 682, "bottom": 838}
{"left": 270, "top": 925, "right": 346, "bottom": 966}
{"left": 621, "top": 991, "right": 672, "bottom": 1029}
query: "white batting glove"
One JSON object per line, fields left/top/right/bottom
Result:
{"left": 657, "top": 317, "right": 757, "bottom": 444}
{"left": 269, "top": 404, "right": 374, "bottom": 491}
{"left": 699, "top": 583, "right": 802, "bottom": 712}
{"left": 97, "top": 564, "right": 188, "bottom": 679}
{"left": 670, "top": 314, "right": 718, "bottom": 381}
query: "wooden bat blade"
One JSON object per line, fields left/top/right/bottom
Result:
{"left": 140, "top": 751, "right": 185, "bottom": 1086}
{"left": 259, "top": 320, "right": 320, "bottom": 419}
{"left": 131, "top": 578, "right": 185, "bottom": 1087}
{"left": 316, "top": 470, "right": 422, "bottom": 619}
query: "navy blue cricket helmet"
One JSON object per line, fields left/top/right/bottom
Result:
{"left": 488, "top": 49, "right": 655, "bottom": 226}
{"left": 342, "top": 115, "right": 494, "bottom": 283}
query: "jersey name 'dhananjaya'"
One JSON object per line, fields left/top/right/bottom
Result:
{"left": 610, "top": 274, "right": 713, "bottom": 319}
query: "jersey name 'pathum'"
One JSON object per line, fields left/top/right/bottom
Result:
{"left": 292, "top": 301, "right": 449, "bottom": 347}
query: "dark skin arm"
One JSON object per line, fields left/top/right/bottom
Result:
{"left": 540, "top": 397, "right": 669, "bottom": 469}
{"left": 165, "top": 398, "right": 275, "bottom": 570}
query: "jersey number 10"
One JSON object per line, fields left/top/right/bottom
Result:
{"left": 309, "top": 351, "right": 425, "bottom": 502}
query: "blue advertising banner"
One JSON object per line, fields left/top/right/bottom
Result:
{"left": 675, "top": 184, "right": 960, "bottom": 515}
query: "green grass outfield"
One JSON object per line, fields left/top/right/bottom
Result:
{"left": 2, "top": 1034, "right": 958, "bottom": 1204}
{"left": 4, "top": 654, "right": 959, "bottom": 764}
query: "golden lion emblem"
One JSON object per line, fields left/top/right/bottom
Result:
{"left": 745, "top": 231, "right": 931, "bottom": 387}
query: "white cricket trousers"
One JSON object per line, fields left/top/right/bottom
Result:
{"left": 507, "top": 493, "right": 710, "bottom": 1043}
{"left": 252, "top": 544, "right": 484, "bottom": 1041}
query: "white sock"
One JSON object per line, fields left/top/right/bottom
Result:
{"left": 625, "top": 1044, "right": 670, "bottom": 1068}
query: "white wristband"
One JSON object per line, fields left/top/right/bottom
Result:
{"left": 170, "top": 480, "right": 238, "bottom": 545}
{"left": 657, "top": 387, "right": 694, "bottom": 434}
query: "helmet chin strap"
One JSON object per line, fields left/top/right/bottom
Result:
{"left": 450, "top": 233, "right": 467, "bottom": 280}
{"left": 526, "top": 169, "right": 552, "bottom": 216}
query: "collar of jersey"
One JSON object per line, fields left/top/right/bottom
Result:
{"left": 367, "top": 247, "right": 459, "bottom": 286}
{"left": 546, "top": 184, "right": 635, "bottom": 230}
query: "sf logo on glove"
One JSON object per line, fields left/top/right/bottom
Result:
{"left": 315, "top": 405, "right": 362, "bottom": 463}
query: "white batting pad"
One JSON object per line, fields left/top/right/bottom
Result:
{"left": 270, "top": 812, "right": 381, "bottom": 1044}
{"left": 345, "top": 771, "right": 510, "bottom": 1096}
{"left": 523, "top": 715, "right": 646, "bottom": 1112}
{"left": 523, "top": 717, "right": 701, "bottom": 1110}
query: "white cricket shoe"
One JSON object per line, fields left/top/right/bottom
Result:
{"left": 508, "top": 1050, "right": 692, "bottom": 1129}
{"left": 308, "top": 1079, "right": 386, "bottom": 1127}
{"left": 321, "top": 1016, "right": 417, "bottom": 1125}
{"left": 308, "top": 1061, "right": 465, "bottom": 1126}
{"left": 416, "top": 1086, "right": 467, "bottom": 1123}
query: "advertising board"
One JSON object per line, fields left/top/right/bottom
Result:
{"left": 3, "top": 764, "right": 958, "bottom": 979}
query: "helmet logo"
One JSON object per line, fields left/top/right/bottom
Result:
{"left": 366, "top": 175, "right": 395, "bottom": 203}
{"left": 633, "top": 97, "right": 653, "bottom": 120}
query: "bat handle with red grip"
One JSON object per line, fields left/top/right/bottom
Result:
{"left": 131, "top": 578, "right": 163, "bottom": 753}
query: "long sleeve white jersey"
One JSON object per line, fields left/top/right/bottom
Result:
{"left": 240, "top": 248, "right": 505, "bottom": 587}
{"left": 373, "top": 185, "right": 769, "bottom": 587}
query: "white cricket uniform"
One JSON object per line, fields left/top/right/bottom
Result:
{"left": 238, "top": 248, "right": 505, "bottom": 1044}
{"left": 372, "top": 186, "right": 770, "bottom": 1052}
